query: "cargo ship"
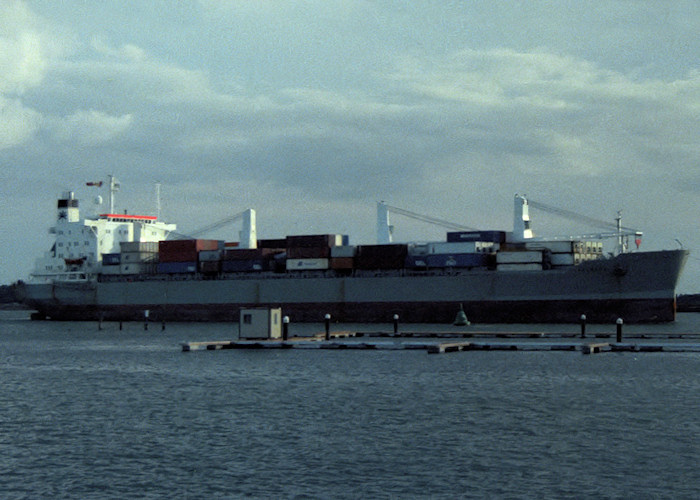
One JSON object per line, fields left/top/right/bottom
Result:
{"left": 16, "top": 179, "right": 689, "bottom": 323}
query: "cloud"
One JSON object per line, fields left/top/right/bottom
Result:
{"left": 0, "top": 95, "right": 43, "bottom": 149}
{"left": 0, "top": 0, "right": 76, "bottom": 149}
{"left": 51, "top": 109, "right": 133, "bottom": 145}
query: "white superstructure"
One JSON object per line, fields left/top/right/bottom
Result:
{"left": 31, "top": 189, "right": 176, "bottom": 282}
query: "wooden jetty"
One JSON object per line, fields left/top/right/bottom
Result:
{"left": 182, "top": 337, "right": 700, "bottom": 355}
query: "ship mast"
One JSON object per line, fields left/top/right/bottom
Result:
{"left": 108, "top": 175, "right": 120, "bottom": 214}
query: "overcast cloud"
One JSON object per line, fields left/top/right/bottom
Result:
{"left": 1, "top": 0, "right": 699, "bottom": 292}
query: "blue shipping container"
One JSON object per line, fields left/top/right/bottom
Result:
{"left": 157, "top": 261, "right": 197, "bottom": 274}
{"left": 405, "top": 255, "right": 428, "bottom": 268}
{"left": 426, "top": 253, "right": 490, "bottom": 268}
{"left": 222, "top": 259, "right": 267, "bottom": 272}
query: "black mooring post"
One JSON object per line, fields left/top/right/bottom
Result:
{"left": 283, "top": 316, "right": 289, "bottom": 341}
{"left": 580, "top": 314, "right": 587, "bottom": 339}
{"left": 144, "top": 309, "right": 149, "bottom": 331}
{"left": 616, "top": 318, "right": 623, "bottom": 343}
{"left": 393, "top": 314, "right": 399, "bottom": 334}
{"left": 324, "top": 313, "right": 331, "bottom": 341}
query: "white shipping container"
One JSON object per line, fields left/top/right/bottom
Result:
{"left": 407, "top": 243, "right": 430, "bottom": 256}
{"left": 286, "top": 258, "right": 330, "bottom": 271}
{"left": 525, "top": 240, "right": 575, "bottom": 253}
{"left": 430, "top": 241, "right": 481, "bottom": 254}
{"left": 575, "top": 253, "right": 602, "bottom": 264}
{"left": 330, "top": 245, "right": 356, "bottom": 258}
{"left": 497, "top": 263, "right": 543, "bottom": 271}
{"left": 120, "top": 241, "right": 160, "bottom": 253}
{"left": 496, "top": 250, "right": 543, "bottom": 264}
{"left": 121, "top": 251, "right": 159, "bottom": 263}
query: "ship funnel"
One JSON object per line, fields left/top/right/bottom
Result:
{"left": 239, "top": 209, "right": 257, "bottom": 249}
{"left": 57, "top": 191, "right": 80, "bottom": 222}
{"left": 512, "top": 194, "right": 534, "bottom": 241}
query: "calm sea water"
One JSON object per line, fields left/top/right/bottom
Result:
{"left": 1, "top": 311, "right": 699, "bottom": 499}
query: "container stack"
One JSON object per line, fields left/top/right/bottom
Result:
{"left": 575, "top": 241, "right": 603, "bottom": 264}
{"left": 521, "top": 240, "right": 603, "bottom": 268}
{"left": 446, "top": 231, "right": 506, "bottom": 244}
{"left": 120, "top": 241, "right": 159, "bottom": 275}
{"left": 496, "top": 250, "right": 544, "bottom": 271}
{"left": 330, "top": 245, "right": 356, "bottom": 272}
{"left": 158, "top": 239, "right": 222, "bottom": 274}
{"left": 285, "top": 234, "right": 345, "bottom": 271}
{"left": 355, "top": 244, "right": 408, "bottom": 270}
{"left": 222, "top": 240, "right": 286, "bottom": 273}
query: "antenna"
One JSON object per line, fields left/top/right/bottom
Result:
{"left": 155, "top": 182, "right": 161, "bottom": 219}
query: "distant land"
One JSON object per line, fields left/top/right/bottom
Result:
{"left": 0, "top": 284, "right": 25, "bottom": 309}
{"left": 2, "top": 283, "right": 699, "bottom": 313}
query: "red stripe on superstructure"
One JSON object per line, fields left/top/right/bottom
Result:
{"left": 100, "top": 214, "right": 158, "bottom": 220}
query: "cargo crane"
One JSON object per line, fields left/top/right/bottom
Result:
{"left": 524, "top": 197, "right": 642, "bottom": 254}
{"left": 173, "top": 209, "right": 257, "bottom": 248}
{"left": 377, "top": 201, "right": 477, "bottom": 244}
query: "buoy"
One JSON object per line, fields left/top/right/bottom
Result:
{"left": 453, "top": 304, "right": 470, "bottom": 326}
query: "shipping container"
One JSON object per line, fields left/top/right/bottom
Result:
{"left": 496, "top": 263, "right": 543, "bottom": 271}
{"left": 198, "top": 250, "right": 223, "bottom": 262}
{"left": 159, "top": 239, "right": 222, "bottom": 259}
{"left": 355, "top": 244, "right": 408, "bottom": 270}
{"left": 426, "top": 253, "right": 490, "bottom": 268}
{"left": 405, "top": 255, "right": 428, "bottom": 268}
{"left": 120, "top": 241, "right": 160, "bottom": 253}
{"left": 286, "top": 234, "right": 342, "bottom": 248}
{"left": 286, "top": 258, "right": 330, "bottom": 271}
{"left": 496, "top": 250, "right": 543, "bottom": 264}
{"left": 286, "top": 246, "right": 330, "bottom": 259}
{"left": 407, "top": 243, "right": 430, "bottom": 256}
{"left": 447, "top": 230, "right": 506, "bottom": 243}
{"left": 121, "top": 251, "right": 159, "bottom": 263}
{"left": 221, "top": 259, "right": 266, "bottom": 272}
{"left": 157, "top": 261, "right": 197, "bottom": 274}
{"left": 199, "top": 261, "right": 221, "bottom": 274}
{"left": 257, "top": 238, "right": 286, "bottom": 249}
{"left": 120, "top": 262, "right": 157, "bottom": 275}
{"left": 330, "top": 257, "right": 354, "bottom": 270}
{"left": 550, "top": 253, "right": 575, "bottom": 266}
{"left": 429, "top": 241, "right": 495, "bottom": 254}
{"left": 100, "top": 265, "right": 122, "bottom": 275}
{"left": 574, "top": 253, "right": 602, "bottom": 264}
{"left": 330, "top": 245, "right": 356, "bottom": 258}
{"left": 524, "top": 240, "right": 575, "bottom": 254}
{"left": 224, "top": 248, "right": 265, "bottom": 260}
{"left": 102, "top": 253, "right": 121, "bottom": 265}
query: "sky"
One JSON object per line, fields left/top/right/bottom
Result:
{"left": 1, "top": 0, "right": 699, "bottom": 293}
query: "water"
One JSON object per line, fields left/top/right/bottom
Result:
{"left": 1, "top": 312, "right": 699, "bottom": 499}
